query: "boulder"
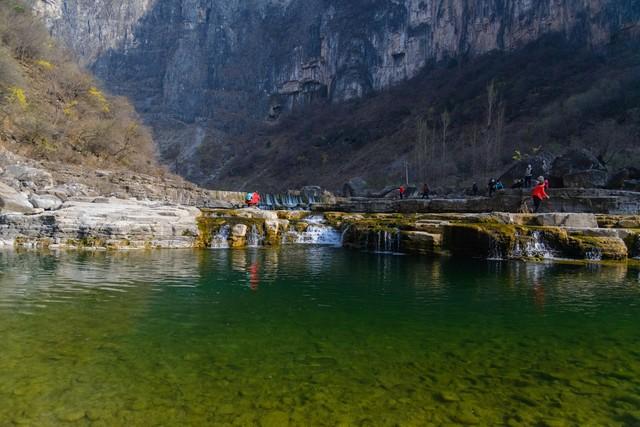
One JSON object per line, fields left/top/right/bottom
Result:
{"left": 343, "top": 177, "right": 368, "bottom": 197}
{"left": 236, "top": 208, "right": 278, "bottom": 221}
{"left": 550, "top": 149, "right": 607, "bottom": 188}
{"left": 498, "top": 153, "right": 555, "bottom": 188}
{"left": 232, "top": 224, "right": 248, "bottom": 238}
{"left": 0, "top": 182, "right": 34, "bottom": 213}
{"left": 29, "top": 194, "right": 63, "bottom": 211}
{"left": 4, "top": 164, "right": 54, "bottom": 190}
{"left": 562, "top": 170, "right": 608, "bottom": 188}
{"left": 606, "top": 168, "right": 640, "bottom": 189}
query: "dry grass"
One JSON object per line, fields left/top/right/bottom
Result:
{"left": 0, "top": 0, "right": 160, "bottom": 174}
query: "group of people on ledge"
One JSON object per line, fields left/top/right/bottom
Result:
{"left": 398, "top": 164, "right": 551, "bottom": 212}
{"left": 485, "top": 164, "right": 550, "bottom": 212}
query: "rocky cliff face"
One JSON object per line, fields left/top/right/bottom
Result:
{"left": 36, "top": 0, "right": 639, "bottom": 186}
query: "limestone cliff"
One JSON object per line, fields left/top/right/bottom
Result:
{"left": 35, "top": 0, "right": 639, "bottom": 187}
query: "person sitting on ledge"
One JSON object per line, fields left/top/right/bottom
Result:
{"left": 246, "top": 192, "right": 261, "bottom": 207}
{"left": 531, "top": 177, "right": 550, "bottom": 213}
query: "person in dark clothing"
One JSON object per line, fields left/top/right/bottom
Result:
{"left": 524, "top": 164, "right": 533, "bottom": 188}
{"left": 421, "top": 183, "right": 430, "bottom": 199}
{"left": 488, "top": 178, "right": 496, "bottom": 197}
{"left": 472, "top": 182, "right": 479, "bottom": 196}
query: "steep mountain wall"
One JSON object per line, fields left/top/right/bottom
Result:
{"left": 35, "top": 0, "right": 639, "bottom": 187}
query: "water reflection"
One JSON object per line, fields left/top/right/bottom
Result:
{"left": 0, "top": 249, "right": 639, "bottom": 425}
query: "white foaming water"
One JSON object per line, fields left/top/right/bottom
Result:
{"left": 585, "top": 248, "right": 603, "bottom": 261}
{"left": 285, "top": 215, "right": 342, "bottom": 246}
{"left": 247, "top": 225, "right": 263, "bottom": 248}
{"left": 373, "top": 229, "right": 402, "bottom": 254}
{"left": 510, "top": 231, "right": 554, "bottom": 260}
{"left": 524, "top": 231, "right": 554, "bottom": 259}
{"left": 211, "top": 225, "right": 230, "bottom": 249}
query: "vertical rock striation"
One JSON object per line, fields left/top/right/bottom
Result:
{"left": 35, "top": 0, "right": 640, "bottom": 184}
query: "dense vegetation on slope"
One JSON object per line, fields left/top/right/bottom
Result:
{"left": 212, "top": 31, "right": 640, "bottom": 192}
{"left": 0, "top": 1, "right": 157, "bottom": 172}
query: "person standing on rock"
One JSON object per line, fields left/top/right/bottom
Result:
{"left": 421, "top": 183, "right": 430, "bottom": 199}
{"left": 524, "top": 164, "right": 533, "bottom": 188}
{"left": 488, "top": 178, "right": 496, "bottom": 197}
{"left": 399, "top": 185, "right": 406, "bottom": 200}
{"left": 531, "top": 177, "right": 549, "bottom": 213}
{"left": 472, "top": 183, "right": 479, "bottom": 196}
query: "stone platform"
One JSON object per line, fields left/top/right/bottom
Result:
{"left": 313, "top": 189, "right": 640, "bottom": 215}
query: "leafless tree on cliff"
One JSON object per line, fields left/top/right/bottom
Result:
{"left": 487, "top": 80, "right": 497, "bottom": 128}
{"left": 440, "top": 110, "right": 450, "bottom": 178}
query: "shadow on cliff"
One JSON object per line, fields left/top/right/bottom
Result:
{"left": 214, "top": 31, "right": 640, "bottom": 192}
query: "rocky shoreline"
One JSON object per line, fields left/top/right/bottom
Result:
{"left": 2, "top": 148, "right": 640, "bottom": 262}
{"left": 2, "top": 196, "right": 640, "bottom": 262}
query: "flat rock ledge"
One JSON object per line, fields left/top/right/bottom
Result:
{"left": 0, "top": 199, "right": 200, "bottom": 250}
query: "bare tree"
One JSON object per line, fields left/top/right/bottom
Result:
{"left": 440, "top": 109, "right": 450, "bottom": 163}
{"left": 487, "top": 80, "right": 497, "bottom": 128}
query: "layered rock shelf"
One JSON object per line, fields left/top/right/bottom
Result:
{"left": 313, "top": 189, "right": 640, "bottom": 215}
{"left": 2, "top": 201, "right": 640, "bottom": 263}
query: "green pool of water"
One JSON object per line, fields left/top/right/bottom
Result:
{"left": 0, "top": 248, "right": 639, "bottom": 426}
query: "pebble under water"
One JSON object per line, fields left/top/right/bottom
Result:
{"left": 0, "top": 248, "right": 639, "bottom": 426}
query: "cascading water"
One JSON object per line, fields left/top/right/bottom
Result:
{"left": 585, "top": 248, "right": 603, "bottom": 261}
{"left": 372, "top": 229, "right": 402, "bottom": 254}
{"left": 247, "top": 225, "right": 263, "bottom": 248}
{"left": 524, "top": 231, "right": 554, "bottom": 259}
{"left": 260, "top": 194, "right": 314, "bottom": 210}
{"left": 509, "top": 231, "right": 554, "bottom": 260}
{"left": 487, "top": 239, "right": 505, "bottom": 261}
{"left": 284, "top": 215, "right": 342, "bottom": 246}
{"left": 211, "top": 225, "right": 230, "bottom": 249}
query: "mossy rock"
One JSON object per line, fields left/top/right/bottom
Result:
{"left": 443, "top": 223, "right": 518, "bottom": 259}
{"left": 623, "top": 232, "right": 640, "bottom": 258}
{"left": 567, "top": 235, "right": 628, "bottom": 261}
{"left": 197, "top": 214, "right": 268, "bottom": 248}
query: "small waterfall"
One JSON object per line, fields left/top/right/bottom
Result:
{"left": 247, "top": 225, "right": 262, "bottom": 248}
{"left": 510, "top": 231, "right": 554, "bottom": 260}
{"left": 585, "top": 248, "right": 602, "bottom": 261}
{"left": 373, "top": 229, "right": 401, "bottom": 254}
{"left": 487, "top": 239, "right": 504, "bottom": 261}
{"left": 260, "top": 193, "right": 309, "bottom": 210}
{"left": 284, "top": 215, "right": 341, "bottom": 246}
{"left": 524, "top": 231, "right": 554, "bottom": 259}
{"left": 211, "top": 225, "right": 230, "bottom": 249}
{"left": 340, "top": 225, "right": 351, "bottom": 246}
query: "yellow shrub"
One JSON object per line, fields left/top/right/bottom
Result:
{"left": 8, "top": 86, "right": 27, "bottom": 109}
{"left": 88, "top": 86, "right": 110, "bottom": 113}
{"left": 63, "top": 100, "right": 78, "bottom": 116}
{"left": 35, "top": 59, "right": 54, "bottom": 70}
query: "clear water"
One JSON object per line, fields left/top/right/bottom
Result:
{"left": 0, "top": 249, "right": 639, "bottom": 426}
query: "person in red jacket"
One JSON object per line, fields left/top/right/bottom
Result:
{"left": 399, "top": 185, "right": 406, "bottom": 199}
{"left": 246, "top": 192, "right": 261, "bottom": 207}
{"left": 531, "top": 177, "right": 549, "bottom": 212}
